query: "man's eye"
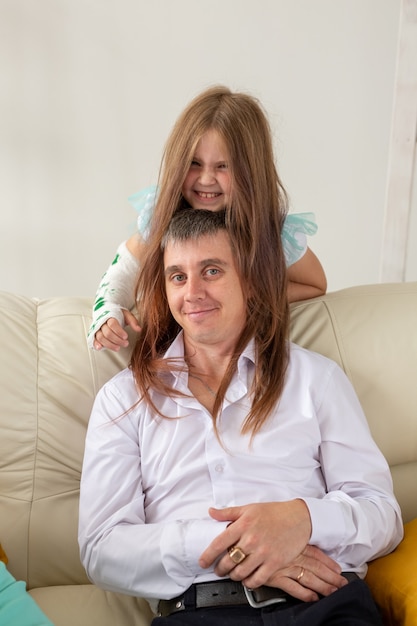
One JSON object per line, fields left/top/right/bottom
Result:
{"left": 172, "top": 274, "right": 185, "bottom": 283}
{"left": 206, "top": 269, "right": 220, "bottom": 277}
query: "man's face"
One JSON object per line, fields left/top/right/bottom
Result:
{"left": 164, "top": 230, "right": 246, "bottom": 352}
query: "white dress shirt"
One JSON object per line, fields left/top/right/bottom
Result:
{"left": 78, "top": 334, "right": 403, "bottom": 605}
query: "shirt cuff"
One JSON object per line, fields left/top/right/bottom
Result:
{"left": 302, "top": 497, "right": 348, "bottom": 550}
{"left": 161, "top": 519, "right": 229, "bottom": 583}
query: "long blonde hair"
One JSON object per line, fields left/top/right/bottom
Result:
{"left": 131, "top": 86, "right": 290, "bottom": 437}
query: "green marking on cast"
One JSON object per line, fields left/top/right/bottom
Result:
{"left": 94, "top": 298, "right": 106, "bottom": 311}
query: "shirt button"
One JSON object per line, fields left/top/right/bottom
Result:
{"left": 215, "top": 464, "right": 224, "bottom": 473}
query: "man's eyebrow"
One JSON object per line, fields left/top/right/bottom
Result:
{"left": 164, "top": 264, "right": 182, "bottom": 276}
{"left": 164, "top": 258, "right": 229, "bottom": 276}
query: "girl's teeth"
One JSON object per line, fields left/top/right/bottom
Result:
{"left": 199, "top": 192, "right": 218, "bottom": 198}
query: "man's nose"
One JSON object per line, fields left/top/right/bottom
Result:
{"left": 185, "top": 276, "right": 205, "bottom": 300}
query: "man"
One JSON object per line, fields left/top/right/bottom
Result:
{"left": 79, "top": 209, "right": 402, "bottom": 625}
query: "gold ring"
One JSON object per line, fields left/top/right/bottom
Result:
{"left": 297, "top": 567, "right": 305, "bottom": 581}
{"left": 228, "top": 545, "right": 247, "bottom": 564}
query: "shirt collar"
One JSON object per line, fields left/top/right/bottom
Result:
{"left": 163, "top": 332, "right": 256, "bottom": 389}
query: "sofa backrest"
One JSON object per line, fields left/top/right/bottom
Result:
{"left": 290, "top": 282, "right": 417, "bottom": 524}
{"left": 0, "top": 283, "right": 416, "bottom": 590}
{"left": 0, "top": 293, "right": 130, "bottom": 589}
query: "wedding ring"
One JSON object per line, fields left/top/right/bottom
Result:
{"left": 228, "top": 545, "right": 247, "bottom": 564}
{"left": 297, "top": 567, "right": 305, "bottom": 581}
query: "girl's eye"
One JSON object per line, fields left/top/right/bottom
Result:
{"left": 191, "top": 160, "right": 200, "bottom": 167}
{"left": 218, "top": 163, "right": 228, "bottom": 169}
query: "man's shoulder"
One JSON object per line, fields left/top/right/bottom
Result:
{"left": 288, "top": 341, "right": 338, "bottom": 371}
{"left": 107, "top": 366, "right": 135, "bottom": 384}
{"left": 98, "top": 367, "right": 137, "bottom": 401}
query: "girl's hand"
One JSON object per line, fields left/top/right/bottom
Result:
{"left": 94, "top": 310, "right": 141, "bottom": 351}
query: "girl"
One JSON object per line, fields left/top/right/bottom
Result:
{"left": 88, "top": 85, "right": 326, "bottom": 351}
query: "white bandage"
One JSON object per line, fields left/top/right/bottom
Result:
{"left": 87, "top": 241, "right": 139, "bottom": 349}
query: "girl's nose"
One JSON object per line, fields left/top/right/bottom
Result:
{"left": 198, "top": 166, "right": 216, "bottom": 185}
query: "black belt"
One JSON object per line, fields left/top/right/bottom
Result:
{"left": 158, "top": 573, "right": 359, "bottom": 617}
{"left": 158, "top": 579, "right": 291, "bottom": 617}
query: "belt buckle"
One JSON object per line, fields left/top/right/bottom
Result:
{"left": 243, "top": 586, "right": 287, "bottom": 609}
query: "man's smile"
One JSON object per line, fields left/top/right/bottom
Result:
{"left": 185, "top": 307, "right": 218, "bottom": 321}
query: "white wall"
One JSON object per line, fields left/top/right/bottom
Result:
{"left": 0, "top": 0, "right": 408, "bottom": 298}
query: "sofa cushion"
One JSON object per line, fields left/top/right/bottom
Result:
{"left": 365, "top": 518, "right": 417, "bottom": 626}
{"left": 29, "top": 584, "right": 154, "bottom": 626}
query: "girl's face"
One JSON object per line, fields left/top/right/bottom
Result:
{"left": 182, "top": 129, "right": 232, "bottom": 212}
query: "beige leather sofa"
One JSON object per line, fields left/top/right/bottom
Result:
{"left": 0, "top": 282, "right": 416, "bottom": 626}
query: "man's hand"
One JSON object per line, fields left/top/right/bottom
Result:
{"left": 199, "top": 501, "right": 312, "bottom": 590}
{"left": 199, "top": 502, "right": 347, "bottom": 602}
{"left": 93, "top": 310, "right": 141, "bottom": 351}
{"left": 265, "top": 545, "right": 347, "bottom": 602}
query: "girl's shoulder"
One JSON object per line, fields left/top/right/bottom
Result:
{"left": 282, "top": 212, "right": 318, "bottom": 266}
{"left": 128, "top": 185, "right": 158, "bottom": 237}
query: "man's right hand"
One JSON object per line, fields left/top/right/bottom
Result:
{"left": 200, "top": 502, "right": 347, "bottom": 602}
{"left": 93, "top": 310, "right": 141, "bottom": 351}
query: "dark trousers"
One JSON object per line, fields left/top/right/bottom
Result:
{"left": 151, "top": 579, "right": 382, "bottom": 626}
